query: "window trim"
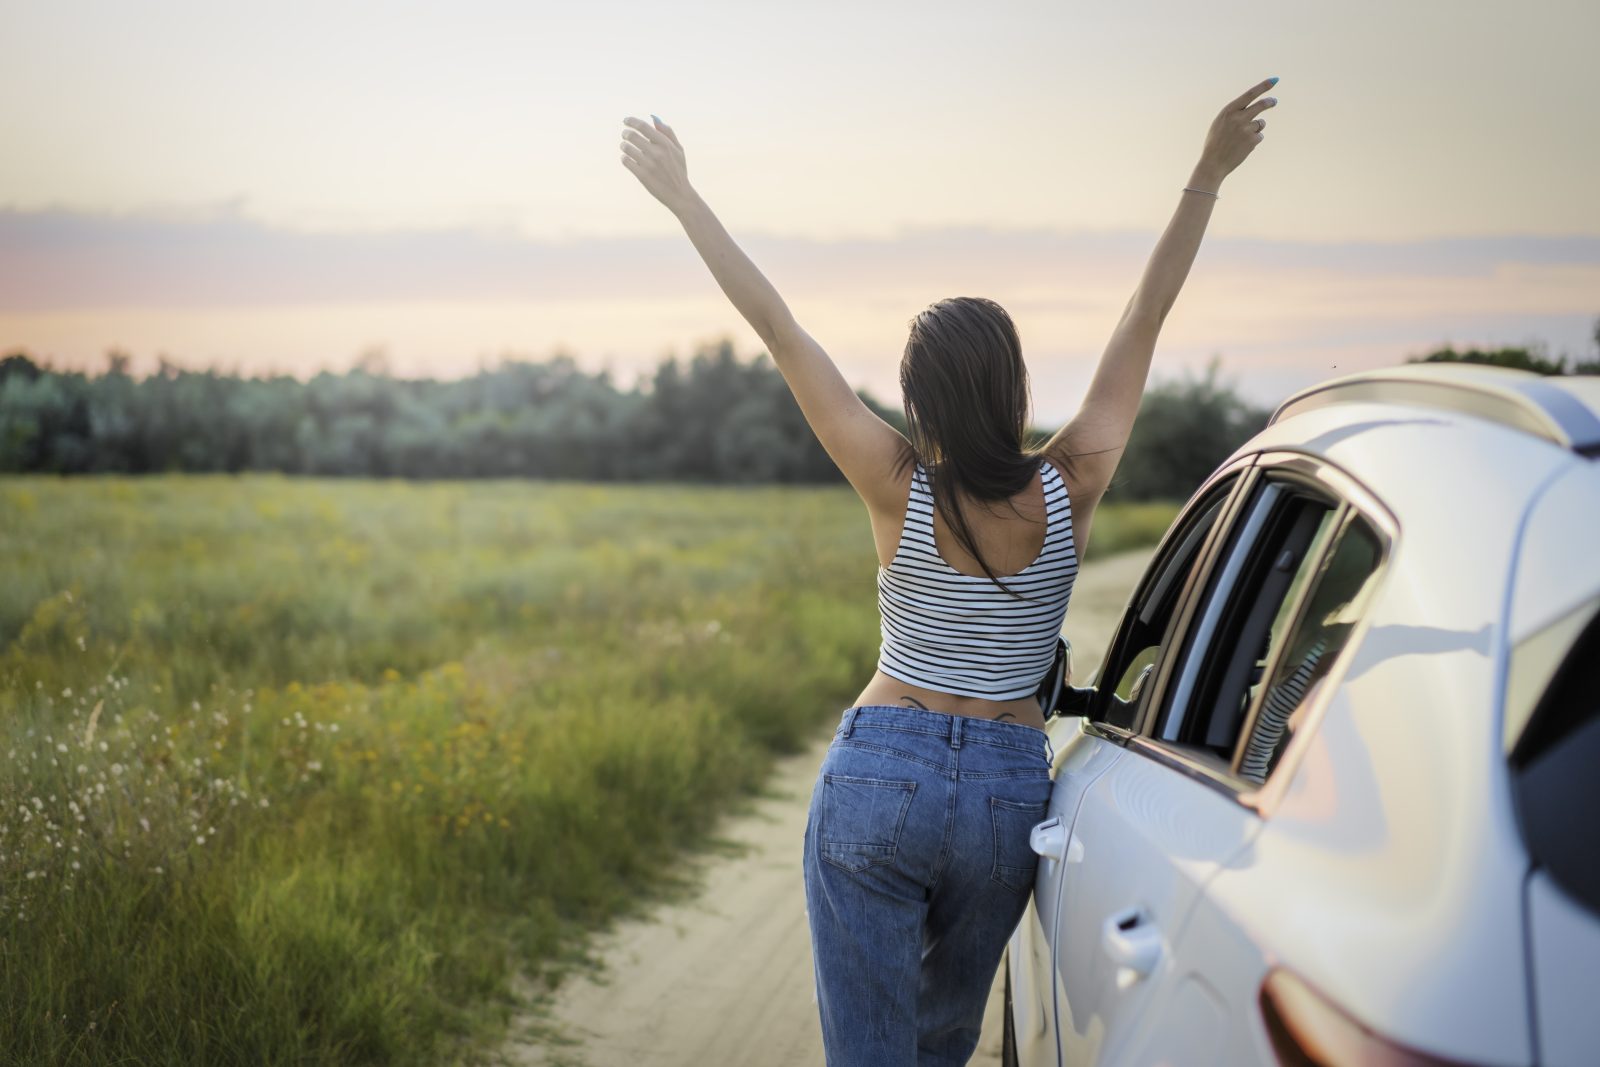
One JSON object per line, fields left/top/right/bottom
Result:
{"left": 1122, "top": 450, "right": 1398, "bottom": 817}
{"left": 1087, "top": 454, "right": 1259, "bottom": 727}
{"left": 1152, "top": 477, "right": 1290, "bottom": 744}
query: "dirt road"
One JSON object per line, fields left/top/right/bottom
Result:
{"left": 502, "top": 545, "right": 1157, "bottom": 1067}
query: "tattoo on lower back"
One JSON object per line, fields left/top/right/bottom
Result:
{"left": 995, "top": 712, "right": 1017, "bottom": 722}
{"left": 900, "top": 696, "right": 930, "bottom": 710}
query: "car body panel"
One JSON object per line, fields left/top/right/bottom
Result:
{"left": 1011, "top": 725, "right": 1122, "bottom": 1066}
{"left": 1525, "top": 869, "right": 1600, "bottom": 1066}
{"left": 1007, "top": 387, "right": 1596, "bottom": 1065}
{"left": 1176, "top": 404, "right": 1560, "bottom": 1065}
{"left": 1508, "top": 461, "right": 1600, "bottom": 645}
{"left": 1051, "top": 743, "right": 1261, "bottom": 1066}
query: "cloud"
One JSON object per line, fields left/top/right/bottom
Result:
{"left": 4, "top": 205, "right": 1597, "bottom": 314}
{"left": 2, "top": 206, "right": 1596, "bottom": 419}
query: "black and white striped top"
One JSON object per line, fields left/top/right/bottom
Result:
{"left": 875, "top": 458, "right": 1079, "bottom": 700}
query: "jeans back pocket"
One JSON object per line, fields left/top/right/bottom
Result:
{"left": 989, "top": 795, "right": 1048, "bottom": 892}
{"left": 818, "top": 773, "right": 917, "bottom": 874}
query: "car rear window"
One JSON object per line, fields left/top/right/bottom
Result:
{"left": 1510, "top": 597, "right": 1600, "bottom": 916}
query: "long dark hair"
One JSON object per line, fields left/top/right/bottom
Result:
{"left": 894, "top": 296, "right": 1084, "bottom": 601}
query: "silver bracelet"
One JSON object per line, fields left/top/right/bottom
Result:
{"left": 1182, "top": 186, "right": 1220, "bottom": 199}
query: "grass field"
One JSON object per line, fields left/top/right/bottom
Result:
{"left": 0, "top": 475, "right": 1179, "bottom": 1065}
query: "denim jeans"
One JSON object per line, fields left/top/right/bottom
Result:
{"left": 802, "top": 704, "right": 1054, "bottom": 1066}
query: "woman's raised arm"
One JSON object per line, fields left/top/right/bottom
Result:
{"left": 1043, "top": 77, "right": 1280, "bottom": 501}
{"left": 620, "top": 114, "right": 907, "bottom": 511}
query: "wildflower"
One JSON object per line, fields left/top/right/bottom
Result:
{"left": 62, "top": 688, "right": 72, "bottom": 698}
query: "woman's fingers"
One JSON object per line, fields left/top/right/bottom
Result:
{"left": 619, "top": 114, "right": 693, "bottom": 213}
{"left": 1226, "top": 77, "right": 1278, "bottom": 112}
{"left": 1243, "top": 96, "right": 1278, "bottom": 119}
{"left": 651, "top": 115, "right": 682, "bottom": 150}
{"left": 622, "top": 115, "right": 669, "bottom": 146}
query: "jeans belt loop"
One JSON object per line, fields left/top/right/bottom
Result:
{"left": 949, "top": 714, "right": 964, "bottom": 749}
{"left": 841, "top": 706, "right": 858, "bottom": 739}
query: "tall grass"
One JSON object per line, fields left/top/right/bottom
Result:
{"left": 0, "top": 475, "right": 1177, "bottom": 1064}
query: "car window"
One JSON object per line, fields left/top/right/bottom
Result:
{"left": 1093, "top": 471, "right": 1242, "bottom": 731}
{"left": 1235, "top": 518, "right": 1384, "bottom": 784}
{"left": 1154, "top": 475, "right": 1346, "bottom": 769}
{"left": 1509, "top": 596, "right": 1600, "bottom": 917}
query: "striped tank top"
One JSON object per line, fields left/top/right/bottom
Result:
{"left": 875, "top": 457, "right": 1079, "bottom": 700}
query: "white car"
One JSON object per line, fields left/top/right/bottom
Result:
{"left": 1006, "top": 363, "right": 1600, "bottom": 1067}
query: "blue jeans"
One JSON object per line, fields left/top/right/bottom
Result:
{"left": 802, "top": 704, "right": 1054, "bottom": 1066}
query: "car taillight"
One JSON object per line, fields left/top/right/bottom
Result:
{"left": 1258, "top": 967, "right": 1480, "bottom": 1066}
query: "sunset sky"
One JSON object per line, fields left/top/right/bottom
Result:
{"left": 2, "top": 0, "right": 1597, "bottom": 423}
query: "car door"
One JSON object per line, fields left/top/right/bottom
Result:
{"left": 1113, "top": 456, "right": 1394, "bottom": 1066}
{"left": 1011, "top": 457, "right": 1254, "bottom": 1066}
{"left": 1050, "top": 457, "right": 1368, "bottom": 1067}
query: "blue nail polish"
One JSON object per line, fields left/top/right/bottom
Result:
{"left": 651, "top": 113, "right": 662, "bottom": 125}
{"left": 1267, "top": 76, "right": 1279, "bottom": 85}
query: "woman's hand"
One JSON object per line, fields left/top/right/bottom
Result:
{"left": 1193, "top": 77, "right": 1279, "bottom": 189}
{"left": 620, "top": 114, "right": 696, "bottom": 215}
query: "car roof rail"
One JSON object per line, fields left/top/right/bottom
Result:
{"left": 1268, "top": 363, "right": 1600, "bottom": 458}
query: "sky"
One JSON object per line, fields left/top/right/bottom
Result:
{"left": 2, "top": 0, "right": 1597, "bottom": 423}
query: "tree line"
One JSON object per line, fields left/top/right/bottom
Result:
{"left": 1, "top": 326, "right": 1594, "bottom": 499}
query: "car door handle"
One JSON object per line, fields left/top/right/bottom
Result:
{"left": 1030, "top": 816, "right": 1066, "bottom": 860}
{"left": 1101, "top": 906, "right": 1162, "bottom": 978}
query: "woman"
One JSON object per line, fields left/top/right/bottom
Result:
{"left": 619, "top": 76, "right": 1277, "bottom": 1066}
